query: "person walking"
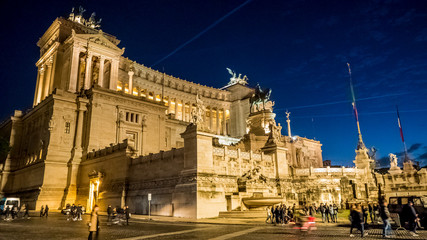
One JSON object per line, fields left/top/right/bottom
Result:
{"left": 40, "top": 205, "right": 44, "bottom": 217}
{"left": 355, "top": 204, "right": 367, "bottom": 238}
{"left": 333, "top": 204, "right": 338, "bottom": 223}
{"left": 23, "top": 204, "right": 30, "bottom": 219}
{"left": 125, "top": 206, "right": 130, "bottom": 225}
{"left": 265, "top": 206, "right": 272, "bottom": 223}
{"left": 406, "top": 201, "right": 419, "bottom": 236}
{"left": 328, "top": 204, "right": 335, "bottom": 223}
{"left": 274, "top": 205, "right": 280, "bottom": 225}
{"left": 320, "top": 203, "right": 326, "bottom": 222}
{"left": 380, "top": 200, "right": 392, "bottom": 238}
{"left": 271, "top": 205, "right": 275, "bottom": 224}
{"left": 368, "top": 203, "right": 374, "bottom": 223}
{"left": 4, "top": 206, "right": 11, "bottom": 220}
{"left": 77, "top": 204, "right": 83, "bottom": 220}
{"left": 44, "top": 205, "right": 49, "bottom": 217}
{"left": 107, "top": 205, "right": 112, "bottom": 223}
{"left": 88, "top": 205, "right": 100, "bottom": 240}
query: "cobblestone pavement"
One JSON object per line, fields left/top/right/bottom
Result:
{"left": 0, "top": 213, "right": 426, "bottom": 240}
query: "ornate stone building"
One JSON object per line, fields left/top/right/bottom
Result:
{"left": 1, "top": 10, "right": 425, "bottom": 218}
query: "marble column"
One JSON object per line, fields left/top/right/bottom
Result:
{"left": 175, "top": 99, "right": 179, "bottom": 120}
{"left": 109, "top": 58, "right": 119, "bottom": 90}
{"left": 216, "top": 109, "right": 220, "bottom": 135}
{"left": 168, "top": 98, "right": 172, "bottom": 114}
{"left": 128, "top": 70, "right": 134, "bottom": 94}
{"left": 84, "top": 53, "right": 93, "bottom": 89}
{"left": 98, "top": 56, "right": 105, "bottom": 88}
{"left": 42, "top": 58, "right": 53, "bottom": 99}
{"left": 33, "top": 66, "right": 41, "bottom": 106}
{"left": 223, "top": 108, "right": 227, "bottom": 136}
{"left": 35, "top": 67, "right": 45, "bottom": 105}
{"left": 209, "top": 108, "right": 213, "bottom": 131}
{"left": 68, "top": 46, "right": 81, "bottom": 92}
{"left": 48, "top": 53, "right": 57, "bottom": 93}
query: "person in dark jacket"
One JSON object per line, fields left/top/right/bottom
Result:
{"left": 125, "top": 206, "right": 130, "bottom": 225}
{"left": 44, "top": 205, "right": 49, "bottom": 217}
{"left": 368, "top": 203, "right": 374, "bottom": 223}
{"left": 380, "top": 200, "right": 392, "bottom": 238}
{"left": 39, "top": 205, "right": 44, "bottom": 217}
{"left": 406, "top": 201, "right": 419, "bottom": 236}
{"left": 350, "top": 204, "right": 367, "bottom": 238}
{"left": 274, "top": 206, "right": 280, "bottom": 225}
{"left": 107, "top": 205, "right": 112, "bottom": 222}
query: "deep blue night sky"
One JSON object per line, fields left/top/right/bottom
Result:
{"left": 0, "top": 0, "right": 426, "bottom": 167}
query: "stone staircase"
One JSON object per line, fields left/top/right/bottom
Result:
{"left": 218, "top": 210, "right": 265, "bottom": 218}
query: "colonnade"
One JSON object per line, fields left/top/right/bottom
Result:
{"left": 117, "top": 79, "right": 230, "bottom": 136}
{"left": 33, "top": 56, "right": 55, "bottom": 106}
{"left": 68, "top": 47, "right": 119, "bottom": 93}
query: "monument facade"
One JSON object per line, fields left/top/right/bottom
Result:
{"left": 0, "top": 9, "right": 425, "bottom": 218}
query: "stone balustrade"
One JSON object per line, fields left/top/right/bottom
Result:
{"left": 294, "top": 166, "right": 365, "bottom": 177}
{"left": 132, "top": 148, "right": 184, "bottom": 165}
{"left": 86, "top": 140, "right": 129, "bottom": 160}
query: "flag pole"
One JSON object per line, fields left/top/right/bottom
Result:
{"left": 162, "top": 67, "right": 165, "bottom": 104}
{"left": 396, "top": 105, "right": 408, "bottom": 162}
{"left": 347, "top": 63, "right": 364, "bottom": 146}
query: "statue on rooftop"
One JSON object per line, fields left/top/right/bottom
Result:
{"left": 250, "top": 83, "right": 272, "bottom": 113}
{"left": 226, "top": 68, "right": 248, "bottom": 86}
{"left": 389, "top": 153, "right": 398, "bottom": 169}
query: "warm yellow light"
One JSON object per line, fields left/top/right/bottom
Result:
{"left": 178, "top": 103, "right": 182, "bottom": 106}
{"left": 117, "top": 86, "right": 122, "bottom": 90}
{"left": 125, "top": 88, "right": 129, "bottom": 93}
{"left": 133, "top": 91, "right": 138, "bottom": 96}
{"left": 148, "top": 96, "right": 154, "bottom": 100}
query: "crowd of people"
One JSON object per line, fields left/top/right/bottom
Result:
{"left": 106, "top": 205, "right": 131, "bottom": 225}
{"left": 266, "top": 202, "right": 342, "bottom": 225}
{"left": 62, "top": 203, "right": 84, "bottom": 221}
{"left": 0, "top": 203, "right": 30, "bottom": 220}
{"left": 349, "top": 200, "right": 420, "bottom": 238}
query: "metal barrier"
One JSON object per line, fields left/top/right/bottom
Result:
{"left": 390, "top": 213, "right": 406, "bottom": 230}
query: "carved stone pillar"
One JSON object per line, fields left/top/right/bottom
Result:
{"left": 42, "top": 58, "right": 53, "bottom": 99}
{"left": 128, "top": 70, "right": 134, "bottom": 94}
{"left": 33, "top": 66, "right": 41, "bottom": 106}
{"left": 109, "top": 58, "right": 119, "bottom": 90}
{"left": 98, "top": 56, "right": 105, "bottom": 87}
{"left": 35, "top": 67, "right": 45, "bottom": 105}
{"left": 175, "top": 99, "right": 179, "bottom": 120}
{"left": 209, "top": 108, "right": 213, "bottom": 131}
{"left": 64, "top": 98, "right": 88, "bottom": 204}
{"left": 84, "top": 53, "right": 93, "bottom": 89}
{"left": 0, "top": 111, "right": 23, "bottom": 194}
{"left": 216, "top": 109, "right": 220, "bottom": 135}
{"left": 223, "top": 109, "right": 227, "bottom": 136}
{"left": 168, "top": 98, "right": 172, "bottom": 114}
{"left": 68, "top": 46, "right": 81, "bottom": 93}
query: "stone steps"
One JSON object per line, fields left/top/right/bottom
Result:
{"left": 218, "top": 210, "right": 266, "bottom": 218}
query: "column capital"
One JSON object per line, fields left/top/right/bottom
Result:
{"left": 39, "top": 66, "right": 46, "bottom": 74}
{"left": 46, "top": 56, "right": 54, "bottom": 66}
{"left": 128, "top": 70, "right": 134, "bottom": 76}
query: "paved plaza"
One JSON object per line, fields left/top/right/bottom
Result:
{"left": 0, "top": 213, "right": 426, "bottom": 240}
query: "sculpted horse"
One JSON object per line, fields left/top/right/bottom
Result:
{"left": 250, "top": 84, "right": 272, "bottom": 113}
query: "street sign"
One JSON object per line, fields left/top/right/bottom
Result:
{"left": 148, "top": 193, "right": 152, "bottom": 201}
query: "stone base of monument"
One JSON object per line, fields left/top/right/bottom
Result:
{"left": 218, "top": 196, "right": 284, "bottom": 218}
{"left": 218, "top": 210, "right": 266, "bottom": 218}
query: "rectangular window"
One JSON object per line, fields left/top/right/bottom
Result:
{"left": 65, "top": 122, "right": 71, "bottom": 134}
